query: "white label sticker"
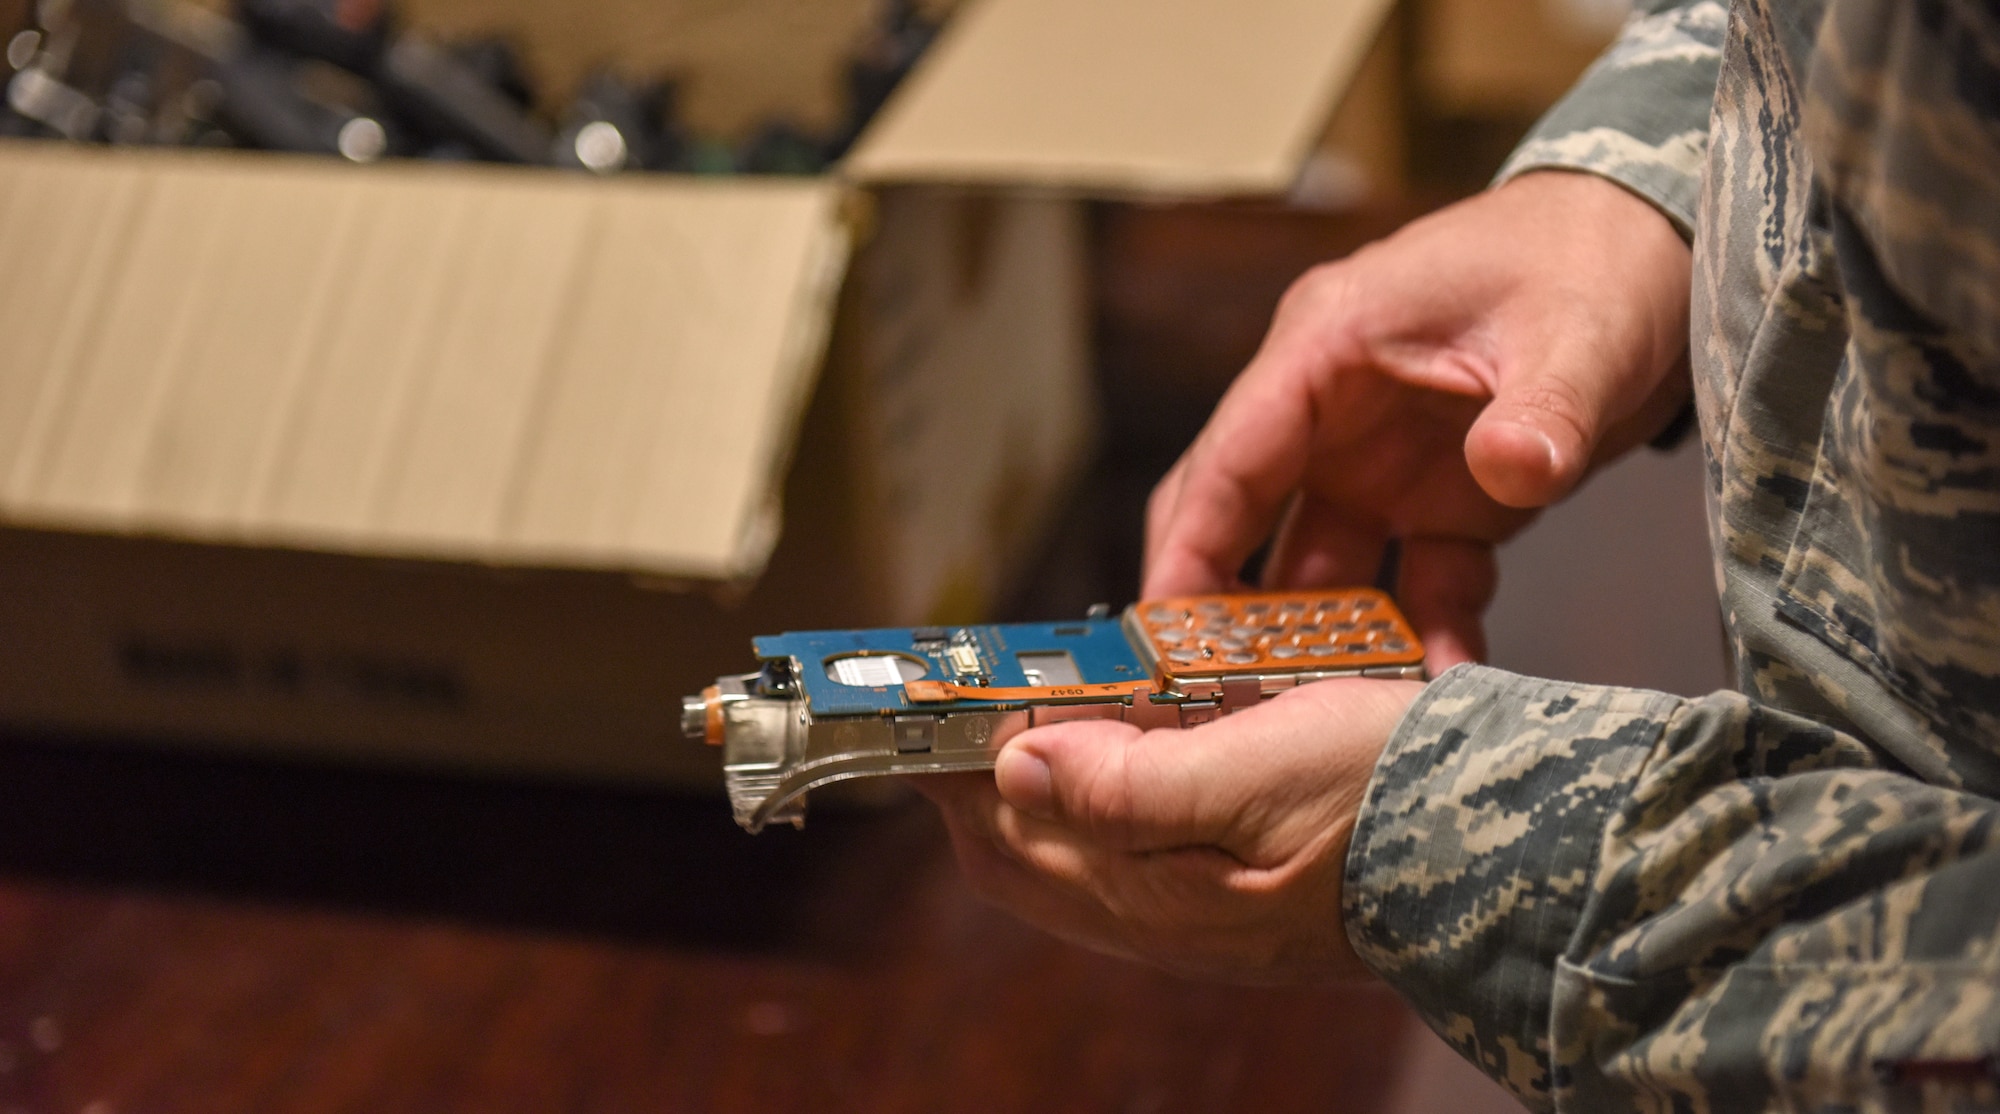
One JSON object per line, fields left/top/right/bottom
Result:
{"left": 833, "top": 656, "right": 906, "bottom": 688}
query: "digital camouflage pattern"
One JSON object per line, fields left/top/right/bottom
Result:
{"left": 1345, "top": 1, "right": 2000, "bottom": 1110}
{"left": 1495, "top": 0, "right": 1728, "bottom": 237}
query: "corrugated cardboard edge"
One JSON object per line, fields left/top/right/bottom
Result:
{"left": 842, "top": 0, "right": 1399, "bottom": 199}
{"left": 708, "top": 187, "right": 864, "bottom": 587}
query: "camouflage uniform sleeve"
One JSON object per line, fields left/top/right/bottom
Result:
{"left": 1494, "top": 0, "right": 1729, "bottom": 237}
{"left": 1344, "top": 664, "right": 2000, "bottom": 1112}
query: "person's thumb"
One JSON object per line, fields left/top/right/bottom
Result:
{"left": 993, "top": 719, "right": 1240, "bottom": 854}
{"left": 1463, "top": 340, "right": 1625, "bottom": 508}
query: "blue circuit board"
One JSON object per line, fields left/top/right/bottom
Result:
{"left": 753, "top": 618, "right": 1147, "bottom": 717}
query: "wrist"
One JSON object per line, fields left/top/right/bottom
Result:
{"left": 1500, "top": 167, "right": 1689, "bottom": 247}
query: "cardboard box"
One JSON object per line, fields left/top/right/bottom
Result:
{"left": 1417, "top": 0, "right": 1619, "bottom": 119}
{"left": 0, "top": 0, "right": 1396, "bottom": 786}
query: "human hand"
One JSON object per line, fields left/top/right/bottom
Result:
{"left": 915, "top": 678, "right": 1424, "bottom": 984}
{"left": 1144, "top": 171, "right": 1694, "bottom": 668}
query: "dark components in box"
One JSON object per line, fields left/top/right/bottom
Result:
{"left": 3, "top": 0, "right": 941, "bottom": 174}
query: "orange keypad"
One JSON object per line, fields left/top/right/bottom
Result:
{"left": 1137, "top": 589, "right": 1424, "bottom": 680}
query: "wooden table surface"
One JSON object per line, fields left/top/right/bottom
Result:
{"left": 0, "top": 732, "right": 1432, "bottom": 1114}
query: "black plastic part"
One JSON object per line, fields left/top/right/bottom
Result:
{"left": 215, "top": 50, "right": 326, "bottom": 150}
{"left": 237, "top": 0, "right": 392, "bottom": 74}
{"left": 449, "top": 36, "right": 536, "bottom": 111}
{"left": 756, "top": 659, "right": 798, "bottom": 698}
{"left": 1648, "top": 399, "right": 1700, "bottom": 452}
{"left": 828, "top": 0, "right": 937, "bottom": 159}
{"left": 738, "top": 118, "right": 829, "bottom": 176}
{"left": 213, "top": 49, "right": 364, "bottom": 154}
{"left": 375, "top": 36, "right": 548, "bottom": 163}
{"left": 1373, "top": 537, "right": 1402, "bottom": 597}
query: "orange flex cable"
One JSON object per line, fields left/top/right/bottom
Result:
{"left": 701, "top": 685, "right": 725, "bottom": 746}
{"left": 903, "top": 679, "right": 1156, "bottom": 705}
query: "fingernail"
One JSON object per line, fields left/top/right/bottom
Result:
{"left": 994, "top": 749, "right": 1054, "bottom": 818}
{"left": 1475, "top": 421, "right": 1566, "bottom": 507}
{"left": 1509, "top": 422, "right": 1560, "bottom": 477}
{"left": 1540, "top": 424, "right": 1561, "bottom": 459}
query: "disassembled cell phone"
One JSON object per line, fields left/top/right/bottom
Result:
{"left": 683, "top": 590, "right": 1426, "bottom": 833}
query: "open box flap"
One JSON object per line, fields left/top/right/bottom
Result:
{"left": 843, "top": 0, "right": 1397, "bottom": 198}
{"left": 0, "top": 141, "right": 852, "bottom": 583}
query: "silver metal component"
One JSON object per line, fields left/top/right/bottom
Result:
{"left": 704, "top": 601, "right": 1432, "bottom": 833}
{"left": 709, "top": 674, "right": 811, "bottom": 831}
{"left": 712, "top": 675, "right": 1034, "bottom": 833}
{"left": 936, "top": 711, "right": 1030, "bottom": 753}
{"left": 7, "top": 30, "right": 41, "bottom": 71}
{"left": 572, "top": 120, "right": 629, "bottom": 173}
{"left": 336, "top": 117, "right": 389, "bottom": 163}
{"left": 1017, "top": 650, "right": 1083, "bottom": 687}
{"left": 1031, "top": 702, "right": 1122, "bottom": 726}
{"left": 1220, "top": 677, "right": 1261, "bottom": 711}
{"left": 9, "top": 65, "right": 99, "bottom": 139}
{"left": 892, "top": 714, "right": 938, "bottom": 753}
{"left": 827, "top": 652, "right": 927, "bottom": 686}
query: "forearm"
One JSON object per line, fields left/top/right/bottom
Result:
{"left": 1345, "top": 665, "right": 2000, "bottom": 1112}
{"left": 1344, "top": 666, "right": 1677, "bottom": 1107}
